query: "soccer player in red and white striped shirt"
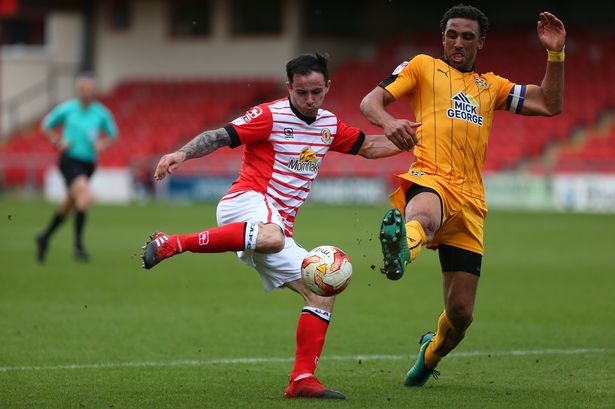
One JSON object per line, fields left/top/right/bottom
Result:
{"left": 141, "top": 53, "right": 413, "bottom": 399}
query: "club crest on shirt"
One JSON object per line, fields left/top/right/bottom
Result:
{"left": 475, "top": 76, "right": 489, "bottom": 89}
{"left": 231, "top": 106, "right": 263, "bottom": 126}
{"left": 320, "top": 128, "right": 332, "bottom": 144}
{"left": 288, "top": 147, "right": 319, "bottom": 173}
{"left": 392, "top": 61, "right": 409, "bottom": 75}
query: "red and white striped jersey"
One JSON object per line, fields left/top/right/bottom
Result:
{"left": 223, "top": 97, "right": 365, "bottom": 237}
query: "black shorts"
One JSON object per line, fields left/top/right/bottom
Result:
{"left": 59, "top": 154, "right": 95, "bottom": 187}
{"left": 438, "top": 244, "right": 482, "bottom": 276}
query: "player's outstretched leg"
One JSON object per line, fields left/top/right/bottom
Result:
{"left": 284, "top": 375, "right": 346, "bottom": 399}
{"left": 405, "top": 331, "right": 440, "bottom": 387}
{"left": 141, "top": 232, "right": 179, "bottom": 269}
{"left": 141, "top": 223, "right": 252, "bottom": 269}
{"left": 380, "top": 208, "right": 410, "bottom": 280}
{"left": 284, "top": 306, "right": 345, "bottom": 399}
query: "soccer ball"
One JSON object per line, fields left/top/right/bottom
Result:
{"left": 301, "top": 245, "right": 352, "bottom": 296}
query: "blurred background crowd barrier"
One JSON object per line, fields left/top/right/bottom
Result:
{"left": 1, "top": 0, "right": 614, "bottom": 212}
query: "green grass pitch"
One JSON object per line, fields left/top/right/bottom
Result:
{"left": 1, "top": 199, "right": 614, "bottom": 408}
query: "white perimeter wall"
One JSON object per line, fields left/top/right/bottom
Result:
{"left": 94, "top": 0, "right": 301, "bottom": 91}
{"left": 40, "top": 169, "right": 615, "bottom": 212}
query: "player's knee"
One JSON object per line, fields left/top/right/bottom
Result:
{"left": 76, "top": 192, "right": 92, "bottom": 210}
{"left": 424, "top": 220, "right": 440, "bottom": 241}
{"left": 446, "top": 303, "right": 473, "bottom": 331}
{"left": 305, "top": 292, "right": 335, "bottom": 312}
{"left": 414, "top": 216, "right": 438, "bottom": 241}
{"left": 256, "top": 224, "right": 285, "bottom": 253}
{"left": 268, "top": 234, "right": 285, "bottom": 253}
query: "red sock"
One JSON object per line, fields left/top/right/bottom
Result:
{"left": 176, "top": 222, "right": 246, "bottom": 253}
{"left": 290, "top": 308, "right": 330, "bottom": 380}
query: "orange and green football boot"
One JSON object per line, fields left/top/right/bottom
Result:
{"left": 379, "top": 208, "right": 410, "bottom": 280}
{"left": 405, "top": 331, "right": 440, "bottom": 387}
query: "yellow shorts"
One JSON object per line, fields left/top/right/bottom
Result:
{"left": 389, "top": 173, "right": 487, "bottom": 255}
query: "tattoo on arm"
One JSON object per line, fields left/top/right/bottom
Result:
{"left": 179, "top": 128, "right": 231, "bottom": 160}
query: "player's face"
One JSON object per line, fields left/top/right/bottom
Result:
{"left": 442, "top": 18, "right": 485, "bottom": 71}
{"left": 287, "top": 72, "right": 330, "bottom": 117}
{"left": 77, "top": 78, "right": 96, "bottom": 105}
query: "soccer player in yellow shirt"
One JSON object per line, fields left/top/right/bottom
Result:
{"left": 360, "top": 5, "right": 566, "bottom": 386}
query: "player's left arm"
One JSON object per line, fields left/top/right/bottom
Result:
{"left": 154, "top": 128, "right": 231, "bottom": 181}
{"left": 519, "top": 12, "right": 566, "bottom": 117}
{"left": 95, "top": 107, "right": 119, "bottom": 153}
{"left": 94, "top": 135, "right": 116, "bottom": 153}
{"left": 358, "top": 134, "right": 404, "bottom": 159}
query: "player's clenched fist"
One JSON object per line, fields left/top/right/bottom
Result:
{"left": 383, "top": 119, "right": 421, "bottom": 151}
{"left": 154, "top": 151, "right": 186, "bottom": 181}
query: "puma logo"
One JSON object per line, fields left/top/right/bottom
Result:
{"left": 437, "top": 68, "right": 449, "bottom": 77}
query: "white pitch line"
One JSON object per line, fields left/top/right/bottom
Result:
{"left": 0, "top": 348, "right": 611, "bottom": 373}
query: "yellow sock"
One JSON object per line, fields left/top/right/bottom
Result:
{"left": 424, "top": 311, "right": 466, "bottom": 369}
{"left": 405, "top": 220, "right": 426, "bottom": 262}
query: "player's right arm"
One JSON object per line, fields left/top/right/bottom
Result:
{"left": 41, "top": 102, "right": 70, "bottom": 151}
{"left": 360, "top": 84, "right": 419, "bottom": 151}
{"left": 153, "top": 127, "right": 231, "bottom": 181}
{"left": 42, "top": 128, "right": 68, "bottom": 151}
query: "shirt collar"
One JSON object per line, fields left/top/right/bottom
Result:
{"left": 440, "top": 57, "right": 476, "bottom": 73}
{"left": 288, "top": 98, "right": 317, "bottom": 125}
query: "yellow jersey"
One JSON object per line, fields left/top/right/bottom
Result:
{"left": 382, "top": 54, "right": 526, "bottom": 201}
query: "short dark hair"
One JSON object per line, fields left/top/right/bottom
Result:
{"left": 75, "top": 71, "right": 96, "bottom": 88}
{"left": 440, "top": 4, "right": 489, "bottom": 38}
{"left": 286, "top": 53, "right": 329, "bottom": 83}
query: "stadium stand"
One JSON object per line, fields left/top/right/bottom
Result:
{"left": 0, "top": 78, "right": 280, "bottom": 188}
{"left": 550, "top": 121, "right": 615, "bottom": 173}
{"left": 1, "top": 29, "right": 614, "bottom": 190}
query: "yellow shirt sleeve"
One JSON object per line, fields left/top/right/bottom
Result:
{"left": 383, "top": 54, "right": 427, "bottom": 100}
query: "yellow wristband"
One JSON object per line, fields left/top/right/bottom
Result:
{"left": 547, "top": 48, "right": 565, "bottom": 62}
